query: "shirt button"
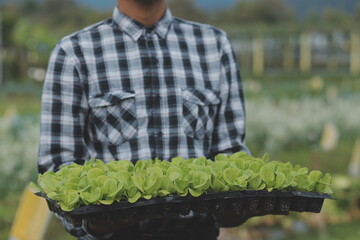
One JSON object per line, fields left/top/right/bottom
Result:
{"left": 156, "top": 131, "right": 163, "bottom": 137}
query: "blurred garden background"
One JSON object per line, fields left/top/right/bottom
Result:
{"left": 1, "top": 0, "right": 360, "bottom": 239}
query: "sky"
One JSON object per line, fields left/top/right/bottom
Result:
{"left": 76, "top": 0, "right": 235, "bottom": 11}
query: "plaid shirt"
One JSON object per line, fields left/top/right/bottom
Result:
{"left": 38, "top": 6, "right": 248, "bottom": 239}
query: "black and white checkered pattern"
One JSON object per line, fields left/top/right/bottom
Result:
{"left": 38, "top": 6, "right": 249, "bottom": 174}
{"left": 39, "top": 6, "right": 249, "bottom": 238}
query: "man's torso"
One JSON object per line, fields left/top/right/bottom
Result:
{"left": 55, "top": 8, "right": 229, "bottom": 163}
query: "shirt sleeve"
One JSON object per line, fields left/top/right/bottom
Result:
{"left": 210, "top": 35, "right": 250, "bottom": 157}
{"left": 38, "top": 44, "right": 95, "bottom": 238}
{"left": 38, "top": 43, "right": 89, "bottom": 174}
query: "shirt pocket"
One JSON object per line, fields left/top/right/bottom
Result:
{"left": 182, "top": 88, "right": 220, "bottom": 139}
{"left": 88, "top": 90, "right": 137, "bottom": 145}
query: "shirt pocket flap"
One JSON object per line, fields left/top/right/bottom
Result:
{"left": 89, "top": 90, "right": 135, "bottom": 108}
{"left": 182, "top": 88, "right": 220, "bottom": 106}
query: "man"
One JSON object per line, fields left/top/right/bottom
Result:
{"left": 38, "top": 0, "right": 249, "bottom": 239}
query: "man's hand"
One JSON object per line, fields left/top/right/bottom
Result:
{"left": 87, "top": 215, "right": 138, "bottom": 235}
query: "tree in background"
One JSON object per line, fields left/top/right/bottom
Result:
{"left": 168, "top": 0, "right": 208, "bottom": 23}
{"left": 323, "top": 8, "right": 352, "bottom": 27}
{"left": 20, "top": 0, "right": 39, "bottom": 15}
{"left": 215, "top": 0, "right": 295, "bottom": 25}
{"left": 355, "top": 3, "right": 360, "bottom": 23}
{"left": 2, "top": 0, "right": 108, "bottom": 82}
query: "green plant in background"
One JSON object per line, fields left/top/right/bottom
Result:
{"left": 246, "top": 95, "right": 360, "bottom": 154}
{"left": 0, "top": 114, "right": 39, "bottom": 197}
{"left": 31, "top": 152, "right": 333, "bottom": 212}
{"left": 326, "top": 174, "right": 360, "bottom": 223}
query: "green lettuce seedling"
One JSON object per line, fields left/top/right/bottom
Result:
{"left": 32, "top": 152, "right": 333, "bottom": 211}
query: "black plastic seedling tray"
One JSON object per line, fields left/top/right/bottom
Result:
{"left": 36, "top": 190, "right": 332, "bottom": 228}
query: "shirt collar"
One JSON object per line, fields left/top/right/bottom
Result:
{"left": 112, "top": 6, "right": 173, "bottom": 41}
